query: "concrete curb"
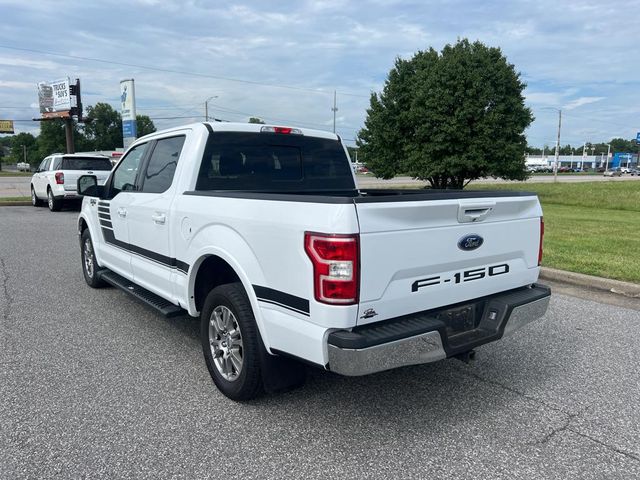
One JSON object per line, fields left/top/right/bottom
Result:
{"left": 0, "top": 201, "right": 31, "bottom": 207}
{"left": 540, "top": 267, "right": 640, "bottom": 298}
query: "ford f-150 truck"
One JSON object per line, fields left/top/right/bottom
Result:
{"left": 76, "top": 122, "right": 550, "bottom": 400}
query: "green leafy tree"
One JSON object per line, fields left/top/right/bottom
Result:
{"left": 136, "top": 114, "right": 156, "bottom": 137}
{"left": 9, "top": 132, "right": 40, "bottom": 165}
{"left": 609, "top": 138, "right": 635, "bottom": 153}
{"left": 84, "top": 103, "right": 123, "bottom": 150}
{"left": 358, "top": 39, "right": 533, "bottom": 189}
{"left": 526, "top": 145, "right": 542, "bottom": 155}
{"left": 36, "top": 120, "right": 89, "bottom": 158}
{"left": 248, "top": 117, "right": 265, "bottom": 124}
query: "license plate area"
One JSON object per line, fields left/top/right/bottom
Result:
{"left": 435, "top": 303, "right": 483, "bottom": 337}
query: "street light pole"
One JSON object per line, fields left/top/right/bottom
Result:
{"left": 331, "top": 90, "right": 338, "bottom": 134}
{"left": 605, "top": 143, "right": 611, "bottom": 171}
{"left": 553, "top": 109, "right": 562, "bottom": 183}
{"left": 205, "top": 96, "right": 218, "bottom": 122}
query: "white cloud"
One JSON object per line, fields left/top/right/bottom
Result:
{"left": 0, "top": 0, "right": 637, "bottom": 145}
{"left": 563, "top": 96, "right": 605, "bottom": 111}
{"left": 0, "top": 80, "right": 34, "bottom": 89}
{"left": 0, "top": 56, "right": 59, "bottom": 70}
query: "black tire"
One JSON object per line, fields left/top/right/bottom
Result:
{"left": 81, "top": 229, "right": 106, "bottom": 288}
{"left": 31, "top": 186, "right": 43, "bottom": 207}
{"left": 47, "top": 188, "right": 62, "bottom": 212}
{"left": 201, "top": 283, "right": 263, "bottom": 401}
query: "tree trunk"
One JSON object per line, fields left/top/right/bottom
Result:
{"left": 428, "top": 175, "right": 466, "bottom": 189}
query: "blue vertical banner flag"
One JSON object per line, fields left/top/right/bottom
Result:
{"left": 120, "top": 79, "right": 137, "bottom": 149}
{"left": 636, "top": 132, "right": 640, "bottom": 143}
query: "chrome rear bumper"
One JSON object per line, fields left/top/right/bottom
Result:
{"left": 328, "top": 284, "right": 551, "bottom": 377}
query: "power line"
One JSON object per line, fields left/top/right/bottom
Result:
{"left": 0, "top": 44, "right": 370, "bottom": 98}
{"left": 207, "top": 102, "right": 361, "bottom": 132}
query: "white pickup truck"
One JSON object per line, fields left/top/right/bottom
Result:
{"left": 77, "top": 122, "right": 550, "bottom": 400}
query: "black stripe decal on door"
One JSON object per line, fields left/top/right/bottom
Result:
{"left": 253, "top": 285, "right": 309, "bottom": 316}
{"left": 100, "top": 227, "right": 189, "bottom": 274}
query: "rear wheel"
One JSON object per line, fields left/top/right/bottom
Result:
{"left": 31, "top": 186, "right": 43, "bottom": 207}
{"left": 47, "top": 188, "right": 62, "bottom": 212}
{"left": 201, "top": 283, "right": 263, "bottom": 400}
{"left": 81, "top": 229, "right": 105, "bottom": 288}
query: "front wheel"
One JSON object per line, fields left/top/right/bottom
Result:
{"left": 81, "top": 229, "right": 106, "bottom": 288}
{"left": 201, "top": 283, "right": 263, "bottom": 401}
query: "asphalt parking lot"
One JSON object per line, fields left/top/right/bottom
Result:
{"left": 1, "top": 206, "right": 639, "bottom": 479}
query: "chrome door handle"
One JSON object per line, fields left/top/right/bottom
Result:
{"left": 117, "top": 207, "right": 127, "bottom": 218}
{"left": 151, "top": 213, "right": 166, "bottom": 225}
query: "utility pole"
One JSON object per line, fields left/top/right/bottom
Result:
{"left": 553, "top": 109, "right": 562, "bottom": 183}
{"left": 205, "top": 96, "right": 218, "bottom": 122}
{"left": 332, "top": 90, "right": 338, "bottom": 133}
{"left": 23, "top": 144, "right": 26, "bottom": 163}
{"left": 63, "top": 117, "right": 75, "bottom": 154}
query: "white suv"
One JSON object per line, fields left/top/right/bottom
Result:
{"left": 31, "top": 153, "right": 113, "bottom": 211}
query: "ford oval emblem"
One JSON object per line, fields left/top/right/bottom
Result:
{"left": 458, "top": 234, "right": 483, "bottom": 251}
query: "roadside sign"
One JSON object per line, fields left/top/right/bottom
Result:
{"left": 0, "top": 120, "right": 14, "bottom": 134}
{"left": 120, "top": 79, "right": 137, "bottom": 149}
{"left": 37, "top": 77, "right": 71, "bottom": 114}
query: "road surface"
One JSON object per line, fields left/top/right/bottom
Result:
{"left": 1, "top": 206, "right": 639, "bottom": 479}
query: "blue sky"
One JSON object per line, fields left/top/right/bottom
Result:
{"left": 0, "top": 0, "right": 638, "bottom": 148}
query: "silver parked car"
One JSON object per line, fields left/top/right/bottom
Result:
{"left": 603, "top": 168, "right": 622, "bottom": 177}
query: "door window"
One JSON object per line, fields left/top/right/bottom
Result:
{"left": 111, "top": 144, "right": 147, "bottom": 196}
{"left": 140, "top": 136, "right": 185, "bottom": 193}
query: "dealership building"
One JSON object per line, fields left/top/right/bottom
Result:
{"left": 526, "top": 152, "right": 638, "bottom": 170}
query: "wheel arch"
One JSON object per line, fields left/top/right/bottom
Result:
{"left": 187, "top": 248, "right": 270, "bottom": 351}
{"left": 77, "top": 212, "right": 105, "bottom": 267}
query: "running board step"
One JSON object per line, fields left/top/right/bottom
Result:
{"left": 97, "top": 270, "right": 186, "bottom": 318}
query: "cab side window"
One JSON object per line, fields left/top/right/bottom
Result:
{"left": 52, "top": 157, "right": 62, "bottom": 170}
{"left": 140, "top": 136, "right": 185, "bottom": 193}
{"left": 110, "top": 144, "right": 147, "bottom": 196}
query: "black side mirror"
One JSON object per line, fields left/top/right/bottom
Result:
{"left": 77, "top": 175, "right": 104, "bottom": 198}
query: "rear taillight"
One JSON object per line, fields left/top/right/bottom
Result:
{"left": 304, "top": 232, "right": 359, "bottom": 305}
{"left": 55, "top": 172, "right": 64, "bottom": 184}
{"left": 538, "top": 217, "right": 544, "bottom": 266}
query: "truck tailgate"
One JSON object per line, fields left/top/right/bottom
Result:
{"left": 355, "top": 194, "right": 542, "bottom": 325}
{"left": 63, "top": 170, "right": 111, "bottom": 190}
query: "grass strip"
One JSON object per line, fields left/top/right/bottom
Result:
{"left": 473, "top": 182, "right": 640, "bottom": 283}
{"left": 0, "top": 171, "right": 32, "bottom": 177}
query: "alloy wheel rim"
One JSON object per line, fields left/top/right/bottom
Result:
{"left": 31, "top": 189, "right": 36, "bottom": 205}
{"left": 84, "top": 239, "right": 94, "bottom": 278}
{"left": 208, "top": 305, "right": 243, "bottom": 381}
{"left": 48, "top": 191, "right": 53, "bottom": 209}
